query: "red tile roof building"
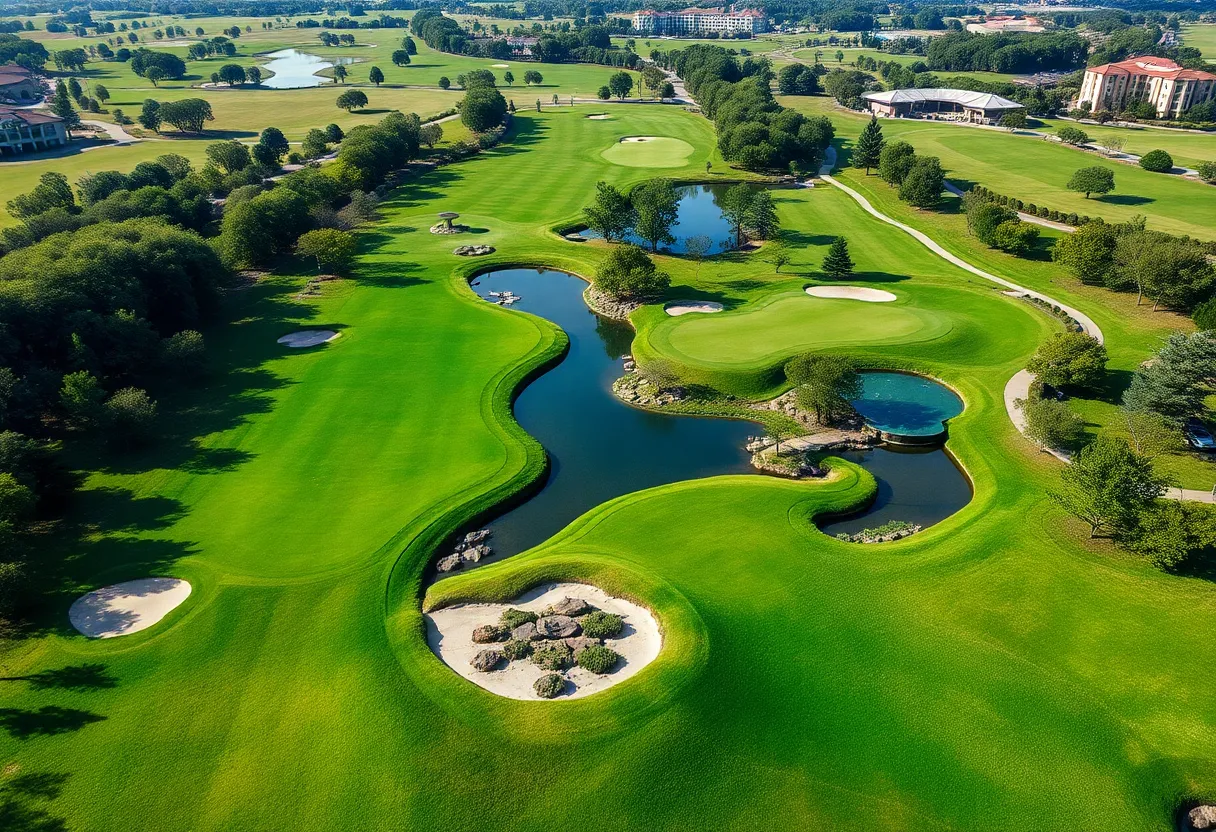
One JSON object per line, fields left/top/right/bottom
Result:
{"left": 631, "top": 7, "right": 767, "bottom": 35}
{"left": 1077, "top": 56, "right": 1216, "bottom": 119}
{"left": 0, "top": 64, "right": 43, "bottom": 104}
{"left": 0, "top": 107, "right": 68, "bottom": 155}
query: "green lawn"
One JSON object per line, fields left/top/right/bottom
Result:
{"left": 1035, "top": 116, "right": 1216, "bottom": 169}
{"left": 1181, "top": 23, "right": 1216, "bottom": 62}
{"left": 1, "top": 101, "right": 1214, "bottom": 832}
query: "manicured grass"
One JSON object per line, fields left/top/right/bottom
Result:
{"left": 1181, "top": 23, "right": 1216, "bottom": 62}
{"left": 2, "top": 103, "right": 1215, "bottom": 832}
{"left": 783, "top": 94, "right": 1216, "bottom": 239}
{"left": 601, "top": 134, "right": 696, "bottom": 167}
{"left": 1035, "top": 115, "right": 1216, "bottom": 169}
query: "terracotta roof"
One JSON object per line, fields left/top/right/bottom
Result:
{"left": 0, "top": 107, "right": 63, "bottom": 125}
{"left": 1087, "top": 56, "right": 1216, "bottom": 82}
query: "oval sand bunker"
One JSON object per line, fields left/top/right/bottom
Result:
{"left": 585, "top": 113, "right": 612, "bottom": 120}
{"left": 278, "top": 330, "right": 340, "bottom": 348}
{"left": 665, "top": 301, "right": 724, "bottom": 316}
{"left": 70, "top": 578, "right": 191, "bottom": 639}
{"left": 806, "top": 286, "right": 897, "bottom": 303}
{"left": 426, "top": 582, "right": 661, "bottom": 700}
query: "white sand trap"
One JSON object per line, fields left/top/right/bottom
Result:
{"left": 806, "top": 286, "right": 897, "bottom": 303}
{"left": 621, "top": 136, "right": 660, "bottom": 142}
{"left": 277, "top": 330, "right": 340, "bottom": 348}
{"left": 491, "top": 63, "right": 510, "bottom": 68}
{"left": 426, "top": 582, "right": 661, "bottom": 701}
{"left": 69, "top": 578, "right": 191, "bottom": 639}
{"left": 586, "top": 114, "right": 612, "bottom": 120}
{"left": 665, "top": 300, "right": 723, "bottom": 316}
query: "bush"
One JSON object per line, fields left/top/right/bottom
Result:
{"left": 577, "top": 645, "right": 621, "bottom": 674}
{"left": 531, "top": 641, "right": 572, "bottom": 671}
{"left": 580, "top": 611, "right": 623, "bottom": 639}
{"left": 595, "top": 244, "right": 670, "bottom": 302}
{"left": 533, "top": 672, "right": 565, "bottom": 698}
{"left": 1193, "top": 297, "right": 1216, "bottom": 331}
{"left": 103, "top": 387, "right": 157, "bottom": 447}
{"left": 1198, "top": 162, "right": 1216, "bottom": 184}
{"left": 499, "top": 608, "right": 538, "bottom": 629}
{"left": 502, "top": 638, "right": 532, "bottom": 661}
{"left": 1139, "top": 149, "right": 1173, "bottom": 173}
{"left": 1056, "top": 126, "right": 1089, "bottom": 145}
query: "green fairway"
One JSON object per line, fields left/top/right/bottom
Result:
{"left": 1181, "top": 23, "right": 1216, "bottom": 62}
{"left": 1, "top": 97, "right": 1215, "bottom": 832}
{"left": 601, "top": 134, "right": 696, "bottom": 167}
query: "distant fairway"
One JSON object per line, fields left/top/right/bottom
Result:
{"left": 602, "top": 135, "right": 696, "bottom": 167}
{"left": 1181, "top": 23, "right": 1216, "bottom": 62}
{"left": 653, "top": 291, "right": 952, "bottom": 366}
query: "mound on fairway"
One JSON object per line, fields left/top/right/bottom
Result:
{"left": 278, "top": 330, "right": 340, "bottom": 348}
{"left": 806, "top": 286, "right": 896, "bottom": 303}
{"left": 665, "top": 301, "right": 724, "bottom": 316}
{"left": 69, "top": 578, "right": 192, "bottom": 639}
{"left": 602, "top": 136, "right": 695, "bottom": 168}
{"left": 425, "top": 582, "right": 661, "bottom": 701}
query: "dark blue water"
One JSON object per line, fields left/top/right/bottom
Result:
{"left": 852, "top": 371, "right": 964, "bottom": 436}
{"left": 471, "top": 270, "right": 972, "bottom": 557}
{"left": 580, "top": 184, "right": 748, "bottom": 254}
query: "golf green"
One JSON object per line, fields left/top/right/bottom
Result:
{"left": 601, "top": 135, "right": 697, "bottom": 167}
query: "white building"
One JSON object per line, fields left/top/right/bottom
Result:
{"left": 0, "top": 107, "right": 67, "bottom": 155}
{"left": 631, "top": 7, "right": 767, "bottom": 36}
{"left": 863, "top": 88, "right": 1025, "bottom": 125}
{"left": 1076, "top": 56, "right": 1216, "bottom": 119}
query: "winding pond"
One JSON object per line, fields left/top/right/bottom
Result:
{"left": 259, "top": 48, "right": 357, "bottom": 89}
{"left": 580, "top": 184, "right": 754, "bottom": 254}
{"left": 852, "top": 371, "right": 964, "bottom": 437}
{"left": 464, "top": 269, "right": 972, "bottom": 563}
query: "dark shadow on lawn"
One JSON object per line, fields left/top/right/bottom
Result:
{"left": 0, "top": 664, "right": 117, "bottom": 692}
{"left": 1097, "top": 194, "right": 1154, "bottom": 206}
{"left": 782, "top": 229, "right": 838, "bottom": 248}
{"left": 0, "top": 707, "right": 105, "bottom": 740}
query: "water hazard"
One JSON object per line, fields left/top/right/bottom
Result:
{"left": 259, "top": 48, "right": 358, "bottom": 89}
{"left": 580, "top": 183, "right": 755, "bottom": 254}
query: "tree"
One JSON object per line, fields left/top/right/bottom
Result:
{"left": 660, "top": 81, "right": 675, "bottom": 100}
{"left": 247, "top": 66, "right": 262, "bottom": 84}
{"left": 785, "top": 354, "right": 861, "bottom": 424}
{"left": 206, "top": 140, "right": 251, "bottom": 174}
{"left": 460, "top": 85, "right": 507, "bottom": 132}
{"left": 336, "top": 89, "right": 369, "bottom": 111}
{"left": 49, "top": 81, "right": 80, "bottom": 131}
{"left": 1139, "top": 149, "right": 1173, "bottom": 173}
{"left": 59, "top": 371, "right": 104, "bottom": 428}
{"left": 218, "top": 63, "right": 246, "bottom": 86}
{"left": 392, "top": 49, "right": 410, "bottom": 67}
{"left": 1066, "top": 166, "right": 1114, "bottom": 198}
{"left": 257, "top": 127, "right": 290, "bottom": 164}
{"left": 1057, "top": 126, "right": 1089, "bottom": 145}
{"left": 1122, "top": 408, "right": 1183, "bottom": 460}
{"left": 103, "top": 387, "right": 158, "bottom": 448}
{"left": 899, "top": 156, "right": 944, "bottom": 207}
{"left": 608, "top": 71, "right": 633, "bottom": 100}
{"left": 138, "top": 98, "right": 161, "bottom": 132}
{"left": 332, "top": 64, "right": 347, "bottom": 84}
{"left": 1027, "top": 332, "right": 1108, "bottom": 390}
{"left": 583, "top": 181, "right": 635, "bottom": 243}
{"left": 878, "top": 140, "right": 915, "bottom": 186}
{"left": 145, "top": 65, "right": 166, "bottom": 86}
{"left": 821, "top": 236, "right": 854, "bottom": 278}
{"left": 594, "top": 244, "right": 670, "bottom": 301}
{"left": 1124, "top": 501, "right": 1216, "bottom": 571}
{"left": 438, "top": 75, "right": 450, "bottom": 89}
{"left": 1103, "top": 135, "right": 1124, "bottom": 156}
{"left": 597, "top": 85, "right": 611, "bottom": 100}
{"left": 1198, "top": 161, "right": 1216, "bottom": 184}
{"left": 158, "top": 98, "right": 213, "bottom": 132}
{"left": 1052, "top": 220, "right": 1118, "bottom": 284}
{"left": 999, "top": 109, "right": 1026, "bottom": 130}
{"left": 368, "top": 66, "right": 384, "bottom": 87}
{"left": 777, "top": 63, "right": 819, "bottom": 96}
{"left": 684, "top": 234, "right": 712, "bottom": 278}
{"left": 853, "top": 115, "right": 884, "bottom": 174}
{"left": 1017, "top": 396, "right": 1084, "bottom": 450}
{"left": 641, "top": 65, "right": 665, "bottom": 96}
{"left": 6, "top": 172, "right": 76, "bottom": 219}
{"left": 1112, "top": 231, "right": 1214, "bottom": 311}
{"left": 1049, "top": 435, "right": 1168, "bottom": 537}
{"left": 296, "top": 228, "right": 358, "bottom": 275}
{"left": 835, "top": 49, "right": 844, "bottom": 63}
{"left": 1123, "top": 332, "right": 1216, "bottom": 422}
{"left": 503, "top": 70, "right": 514, "bottom": 86}
{"left": 160, "top": 330, "right": 206, "bottom": 378}
{"left": 631, "top": 178, "right": 679, "bottom": 252}
{"left": 523, "top": 70, "right": 542, "bottom": 86}
{"left": 769, "top": 241, "right": 792, "bottom": 273}
{"left": 402, "top": 35, "right": 417, "bottom": 54}
{"left": 419, "top": 122, "right": 443, "bottom": 149}
{"left": 990, "top": 219, "right": 1040, "bottom": 256}
{"left": 719, "top": 184, "right": 754, "bottom": 248}
{"left": 94, "top": 84, "right": 110, "bottom": 104}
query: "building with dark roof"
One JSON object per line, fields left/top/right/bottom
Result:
{"left": 1077, "top": 56, "right": 1216, "bottom": 119}
{"left": 0, "top": 107, "right": 67, "bottom": 155}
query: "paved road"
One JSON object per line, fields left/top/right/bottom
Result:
{"left": 941, "top": 180, "right": 1076, "bottom": 231}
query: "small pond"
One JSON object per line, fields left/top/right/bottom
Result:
{"left": 851, "top": 371, "right": 964, "bottom": 437}
{"left": 580, "top": 183, "right": 758, "bottom": 255}
{"left": 259, "top": 48, "right": 358, "bottom": 89}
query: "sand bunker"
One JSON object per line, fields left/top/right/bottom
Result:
{"left": 278, "top": 330, "right": 340, "bottom": 348}
{"left": 69, "top": 578, "right": 191, "bottom": 639}
{"left": 806, "top": 286, "right": 897, "bottom": 303}
{"left": 586, "top": 114, "right": 612, "bottom": 120}
{"left": 491, "top": 63, "right": 510, "bottom": 68}
{"left": 665, "top": 301, "right": 724, "bottom": 316}
{"left": 426, "top": 582, "right": 661, "bottom": 701}
{"left": 621, "top": 136, "right": 660, "bottom": 142}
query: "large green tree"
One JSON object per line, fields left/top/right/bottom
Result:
{"left": 1122, "top": 332, "right": 1216, "bottom": 422}
{"left": 853, "top": 115, "right": 884, "bottom": 174}
{"left": 821, "top": 236, "right": 853, "bottom": 278}
{"left": 1066, "top": 166, "right": 1115, "bottom": 198}
{"left": 1049, "top": 435, "right": 1168, "bottom": 537}
{"left": 583, "top": 182, "right": 634, "bottom": 243}
{"left": 1027, "top": 332, "right": 1108, "bottom": 390}
{"left": 594, "top": 244, "right": 670, "bottom": 302}
{"left": 631, "top": 179, "right": 679, "bottom": 252}
{"left": 785, "top": 354, "right": 862, "bottom": 424}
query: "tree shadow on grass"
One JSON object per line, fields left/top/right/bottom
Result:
{"left": 782, "top": 229, "right": 838, "bottom": 248}
{"left": 0, "top": 707, "right": 105, "bottom": 740}
{"left": 1097, "top": 194, "right": 1154, "bottom": 207}
{"left": 0, "top": 664, "right": 117, "bottom": 692}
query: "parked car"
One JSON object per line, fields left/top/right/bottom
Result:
{"left": 1184, "top": 418, "right": 1216, "bottom": 451}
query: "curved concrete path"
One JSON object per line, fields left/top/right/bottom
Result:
{"left": 817, "top": 146, "right": 1214, "bottom": 501}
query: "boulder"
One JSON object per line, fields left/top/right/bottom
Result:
{"left": 545, "top": 596, "right": 592, "bottom": 617}
{"left": 436, "top": 554, "right": 462, "bottom": 572}
{"left": 470, "top": 649, "right": 502, "bottom": 672}
{"left": 511, "top": 621, "right": 541, "bottom": 642}
{"left": 461, "top": 544, "right": 491, "bottom": 563}
{"left": 471, "top": 624, "right": 503, "bottom": 644}
{"left": 1191, "top": 806, "right": 1216, "bottom": 830}
{"left": 536, "top": 615, "right": 581, "bottom": 639}
{"left": 454, "top": 244, "right": 495, "bottom": 256}
{"left": 464, "top": 529, "right": 490, "bottom": 544}
{"left": 563, "top": 636, "right": 601, "bottom": 658}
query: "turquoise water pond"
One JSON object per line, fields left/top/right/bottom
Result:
{"left": 851, "top": 372, "right": 963, "bottom": 437}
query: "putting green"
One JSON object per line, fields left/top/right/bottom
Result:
{"left": 652, "top": 291, "right": 952, "bottom": 367}
{"left": 601, "top": 136, "right": 696, "bottom": 168}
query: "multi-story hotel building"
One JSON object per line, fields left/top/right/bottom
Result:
{"left": 0, "top": 107, "right": 67, "bottom": 156}
{"left": 1076, "top": 56, "right": 1216, "bottom": 119}
{"left": 631, "top": 7, "right": 768, "bottom": 36}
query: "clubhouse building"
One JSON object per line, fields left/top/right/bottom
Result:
{"left": 1076, "top": 56, "right": 1216, "bottom": 119}
{"left": 862, "top": 88, "right": 1025, "bottom": 125}
{"left": 631, "top": 7, "right": 768, "bottom": 36}
{"left": 0, "top": 64, "right": 43, "bottom": 104}
{"left": 0, "top": 107, "right": 68, "bottom": 155}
